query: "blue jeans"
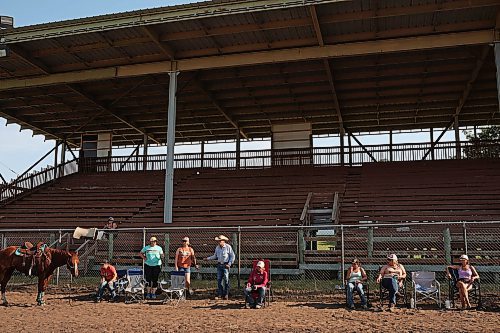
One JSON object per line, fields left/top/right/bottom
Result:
{"left": 381, "top": 277, "right": 399, "bottom": 305}
{"left": 216, "top": 264, "right": 230, "bottom": 297}
{"left": 347, "top": 282, "right": 367, "bottom": 306}
{"left": 97, "top": 280, "right": 116, "bottom": 299}
{"left": 245, "top": 287, "right": 266, "bottom": 307}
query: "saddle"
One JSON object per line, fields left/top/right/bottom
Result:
{"left": 15, "top": 242, "right": 50, "bottom": 276}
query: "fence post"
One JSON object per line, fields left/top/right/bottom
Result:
{"left": 341, "top": 225, "right": 345, "bottom": 285}
{"left": 237, "top": 227, "right": 241, "bottom": 289}
{"left": 443, "top": 227, "right": 452, "bottom": 265}
{"left": 462, "top": 222, "right": 468, "bottom": 255}
{"left": 298, "top": 229, "right": 305, "bottom": 266}
{"left": 56, "top": 229, "right": 62, "bottom": 285}
{"left": 164, "top": 233, "right": 170, "bottom": 271}
{"left": 142, "top": 228, "right": 146, "bottom": 273}
{"left": 108, "top": 233, "right": 114, "bottom": 262}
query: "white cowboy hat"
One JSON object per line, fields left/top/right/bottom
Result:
{"left": 459, "top": 254, "right": 469, "bottom": 261}
{"left": 215, "top": 235, "right": 229, "bottom": 241}
{"left": 150, "top": 236, "right": 158, "bottom": 242}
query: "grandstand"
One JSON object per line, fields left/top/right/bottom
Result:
{"left": 0, "top": 0, "right": 499, "bottom": 283}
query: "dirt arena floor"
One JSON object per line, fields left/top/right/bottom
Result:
{"left": 0, "top": 290, "right": 499, "bottom": 333}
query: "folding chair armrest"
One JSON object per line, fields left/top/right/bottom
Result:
{"left": 435, "top": 280, "right": 441, "bottom": 288}
{"left": 411, "top": 281, "right": 416, "bottom": 288}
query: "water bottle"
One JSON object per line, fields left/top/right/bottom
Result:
{"left": 410, "top": 297, "right": 415, "bottom": 309}
{"left": 445, "top": 299, "right": 451, "bottom": 309}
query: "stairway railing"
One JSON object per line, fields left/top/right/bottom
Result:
{"left": 300, "top": 192, "right": 313, "bottom": 226}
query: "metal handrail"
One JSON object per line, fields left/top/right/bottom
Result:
{"left": 331, "top": 191, "right": 339, "bottom": 223}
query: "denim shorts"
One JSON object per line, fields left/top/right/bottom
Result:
{"left": 178, "top": 267, "right": 191, "bottom": 274}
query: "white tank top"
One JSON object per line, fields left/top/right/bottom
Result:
{"left": 349, "top": 270, "right": 362, "bottom": 283}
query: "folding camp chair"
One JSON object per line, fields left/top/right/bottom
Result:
{"left": 447, "top": 267, "right": 482, "bottom": 309}
{"left": 344, "top": 282, "right": 370, "bottom": 308}
{"left": 411, "top": 271, "right": 441, "bottom": 308}
{"left": 124, "top": 268, "right": 146, "bottom": 304}
{"left": 379, "top": 275, "right": 409, "bottom": 308}
{"left": 159, "top": 271, "right": 186, "bottom": 306}
{"left": 248, "top": 259, "right": 273, "bottom": 307}
{"left": 114, "top": 269, "right": 128, "bottom": 300}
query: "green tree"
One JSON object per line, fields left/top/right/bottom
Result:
{"left": 464, "top": 126, "right": 500, "bottom": 159}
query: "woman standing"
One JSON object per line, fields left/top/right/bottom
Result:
{"left": 175, "top": 236, "right": 199, "bottom": 294}
{"left": 376, "top": 254, "right": 406, "bottom": 311}
{"left": 139, "top": 236, "right": 164, "bottom": 299}
{"left": 447, "top": 254, "right": 479, "bottom": 309}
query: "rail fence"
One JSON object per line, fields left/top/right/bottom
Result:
{"left": 2, "top": 221, "right": 499, "bottom": 307}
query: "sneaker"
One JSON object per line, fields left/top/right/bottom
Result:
{"left": 255, "top": 304, "right": 262, "bottom": 309}
{"left": 188, "top": 289, "right": 194, "bottom": 296}
{"left": 362, "top": 304, "right": 368, "bottom": 310}
{"left": 214, "top": 296, "right": 221, "bottom": 300}
{"left": 389, "top": 304, "right": 396, "bottom": 312}
{"left": 348, "top": 304, "right": 355, "bottom": 310}
{"left": 244, "top": 303, "right": 250, "bottom": 309}
{"left": 224, "top": 295, "right": 229, "bottom": 300}
{"left": 94, "top": 298, "right": 101, "bottom": 303}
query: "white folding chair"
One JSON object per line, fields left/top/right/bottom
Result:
{"left": 412, "top": 271, "right": 441, "bottom": 308}
{"left": 124, "top": 268, "right": 146, "bottom": 304}
{"left": 159, "top": 271, "right": 186, "bottom": 306}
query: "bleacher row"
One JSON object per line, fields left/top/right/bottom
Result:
{"left": 1, "top": 160, "right": 499, "bottom": 228}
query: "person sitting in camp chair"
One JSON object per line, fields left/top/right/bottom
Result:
{"left": 376, "top": 254, "right": 406, "bottom": 311}
{"left": 446, "top": 254, "right": 479, "bottom": 310}
{"left": 96, "top": 260, "right": 118, "bottom": 303}
{"left": 244, "top": 261, "right": 268, "bottom": 309}
{"left": 346, "top": 259, "right": 368, "bottom": 310}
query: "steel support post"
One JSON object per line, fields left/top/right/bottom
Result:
{"left": 164, "top": 71, "right": 179, "bottom": 224}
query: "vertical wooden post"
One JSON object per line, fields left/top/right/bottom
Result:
{"left": 236, "top": 130, "right": 241, "bottom": 170}
{"left": 340, "top": 132, "right": 345, "bottom": 166}
{"left": 348, "top": 133, "right": 352, "bottom": 166}
{"left": 389, "top": 130, "right": 393, "bottom": 162}
{"left": 164, "top": 233, "right": 170, "bottom": 269}
{"left": 298, "top": 229, "right": 305, "bottom": 265}
{"left": 143, "top": 134, "right": 148, "bottom": 171}
{"left": 201, "top": 141, "right": 205, "bottom": 168}
{"left": 108, "top": 233, "right": 114, "bottom": 262}
{"left": 367, "top": 227, "right": 374, "bottom": 280}
{"left": 60, "top": 141, "right": 66, "bottom": 177}
{"left": 454, "top": 116, "right": 461, "bottom": 159}
{"left": 444, "top": 228, "right": 452, "bottom": 265}
{"left": 53, "top": 140, "right": 59, "bottom": 180}
{"left": 430, "top": 128, "right": 435, "bottom": 160}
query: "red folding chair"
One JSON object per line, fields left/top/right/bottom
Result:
{"left": 249, "top": 259, "right": 273, "bottom": 307}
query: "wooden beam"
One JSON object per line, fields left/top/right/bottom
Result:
{"left": 67, "top": 84, "right": 161, "bottom": 144}
{"left": 453, "top": 45, "right": 490, "bottom": 118}
{"left": 194, "top": 80, "right": 248, "bottom": 139}
{"left": 0, "top": 30, "right": 494, "bottom": 91}
{"left": 349, "top": 132, "right": 377, "bottom": 162}
{"left": 309, "top": 5, "right": 344, "bottom": 134}
{"left": 142, "top": 26, "right": 176, "bottom": 60}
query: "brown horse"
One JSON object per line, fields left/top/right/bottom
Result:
{"left": 0, "top": 245, "right": 79, "bottom": 306}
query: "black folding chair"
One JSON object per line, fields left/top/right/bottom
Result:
{"left": 447, "top": 266, "right": 482, "bottom": 309}
{"left": 379, "top": 277, "right": 409, "bottom": 308}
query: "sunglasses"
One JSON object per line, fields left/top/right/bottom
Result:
{"left": 182, "top": 240, "right": 188, "bottom": 242}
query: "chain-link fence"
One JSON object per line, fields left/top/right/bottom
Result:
{"left": 1, "top": 222, "right": 498, "bottom": 307}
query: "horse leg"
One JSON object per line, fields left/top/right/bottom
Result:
{"left": 36, "top": 275, "right": 46, "bottom": 306}
{"left": 0, "top": 267, "right": 14, "bottom": 306}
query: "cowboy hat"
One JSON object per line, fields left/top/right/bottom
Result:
{"left": 150, "top": 236, "right": 158, "bottom": 242}
{"left": 459, "top": 254, "right": 469, "bottom": 261}
{"left": 215, "top": 235, "right": 229, "bottom": 241}
{"left": 256, "top": 261, "right": 265, "bottom": 268}
{"left": 182, "top": 237, "right": 190, "bottom": 242}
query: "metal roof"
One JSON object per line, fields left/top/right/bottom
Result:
{"left": 0, "top": 0, "right": 499, "bottom": 146}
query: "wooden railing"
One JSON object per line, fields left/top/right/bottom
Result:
{"left": 0, "top": 159, "right": 78, "bottom": 204}
{"left": 78, "top": 140, "right": 500, "bottom": 173}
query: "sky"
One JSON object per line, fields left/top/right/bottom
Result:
{"left": 0, "top": 1, "right": 467, "bottom": 182}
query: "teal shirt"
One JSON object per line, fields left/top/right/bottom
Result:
{"left": 141, "top": 245, "right": 164, "bottom": 266}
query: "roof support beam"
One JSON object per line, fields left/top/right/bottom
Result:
{"left": 0, "top": 30, "right": 494, "bottom": 91}
{"left": 142, "top": 26, "right": 176, "bottom": 60}
{"left": 195, "top": 81, "right": 248, "bottom": 139}
{"left": 309, "top": 5, "right": 344, "bottom": 134}
{"left": 67, "top": 84, "right": 161, "bottom": 144}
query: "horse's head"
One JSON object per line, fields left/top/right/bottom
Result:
{"left": 66, "top": 252, "right": 79, "bottom": 277}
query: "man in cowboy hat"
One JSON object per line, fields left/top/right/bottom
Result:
{"left": 206, "top": 235, "right": 235, "bottom": 300}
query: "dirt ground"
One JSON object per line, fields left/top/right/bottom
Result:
{"left": 0, "top": 291, "right": 499, "bottom": 333}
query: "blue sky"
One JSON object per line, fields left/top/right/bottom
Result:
{"left": 0, "top": 1, "right": 464, "bottom": 181}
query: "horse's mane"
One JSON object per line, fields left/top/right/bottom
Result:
{"left": 47, "top": 248, "right": 74, "bottom": 258}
